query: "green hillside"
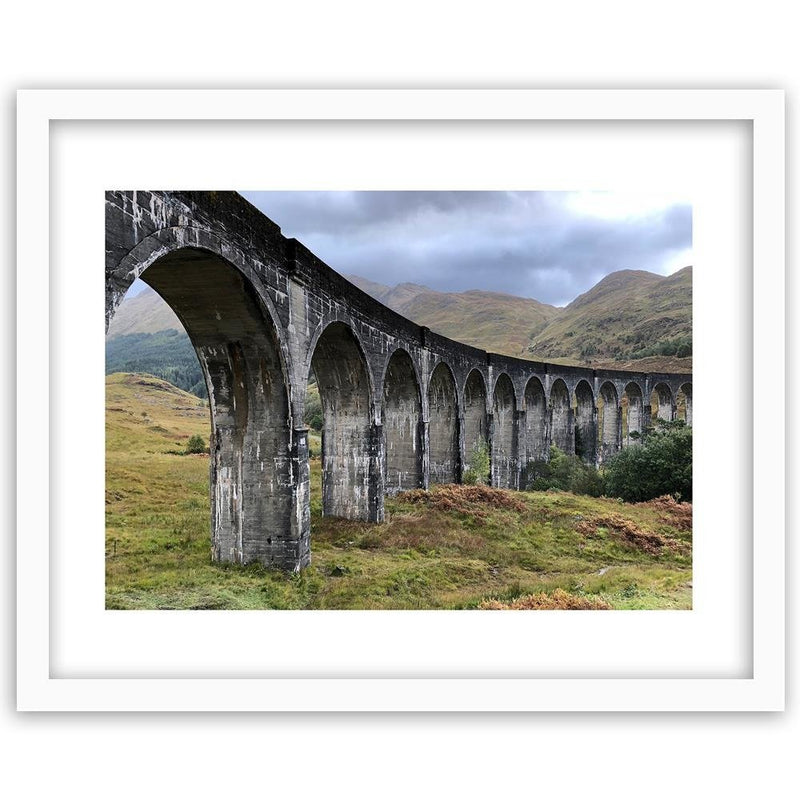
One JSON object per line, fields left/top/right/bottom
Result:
{"left": 106, "top": 329, "right": 207, "bottom": 397}
{"left": 106, "top": 285, "right": 183, "bottom": 337}
{"left": 106, "top": 373, "right": 692, "bottom": 610}
{"left": 527, "top": 267, "right": 692, "bottom": 370}
{"left": 347, "top": 276, "right": 559, "bottom": 357}
{"left": 106, "top": 267, "right": 692, "bottom": 380}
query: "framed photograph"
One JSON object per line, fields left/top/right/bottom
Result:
{"left": 17, "top": 89, "right": 784, "bottom": 711}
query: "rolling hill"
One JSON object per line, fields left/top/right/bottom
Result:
{"left": 106, "top": 285, "right": 183, "bottom": 337}
{"left": 346, "top": 275, "right": 559, "bottom": 356}
{"left": 106, "top": 266, "right": 692, "bottom": 389}
{"left": 526, "top": 267, "right": 692, "bottom": 369}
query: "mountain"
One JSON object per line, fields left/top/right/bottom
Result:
{"left": 106, "top": 329, "right": 208, "bottom": 397}
{"left": 106, "top": 267, "right": 692, "bottom": 387}
{"left": 346, "top": 276, "right": 559, "bottom": 357}
{"left": 106, "top": 285, "right": 183, "bottom": 337}
{"left": 526, "top": 267, "right": 692, "bottom": 370}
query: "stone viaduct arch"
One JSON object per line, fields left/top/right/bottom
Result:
{"left": 463, "top": 368, "right": 490, "bottom": 481}
{"left": 383, "top": 348, "right": 424, "bottom": 493}
{"left": 428, "top": 362, "right": 460, "bottom": 485}
{"left": 491, "top": 373, "right": 518, "bottom": 489}
{"left": 106, "top": 191, "right": 692, "bottom": 571}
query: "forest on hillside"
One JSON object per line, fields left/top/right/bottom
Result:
{"left": 105, "top": 330, "right": 208, "bottom": 398}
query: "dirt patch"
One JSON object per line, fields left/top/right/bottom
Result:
{"left": 480, "top": 588, "right": 610, "bottom": 610}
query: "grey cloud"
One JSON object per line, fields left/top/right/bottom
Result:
{"left": 239, "top": 191, "right": 692, "bottom": 306}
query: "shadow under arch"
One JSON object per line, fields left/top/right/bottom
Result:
{"left": 110, "top": 245, "right": 300, "bottom": 568}
{"left": 492, "top": 373, "right": 518, "bottom": 489}
{"left": 677, "top": 382, "right": 693, "bottom": 426}
{"left": 550, "top": 378, "right": 572, "bottom": 454}
{"left": 651, "top": 382, "right": 675, "bottom": 422}
{"left": 598, "top": 381, "right": 621, "bottom": 463}
{"left": 623, "top": 381, "right": 645, "bottom": 445}
{"left": 523, "top": 376, "right": 547, "bottom": 465}
{"left": 463, "top": 368, "right": 489, "bottom": 479}
{"left": 428, "top": 361, "right": 460, "bottom": 485}
{"left": 310, "top": 320, "right": 380, "bottom": 521}
{"left": 573, "top": 379, "right": 596, "bottom": 464}
{"left": 382, "top": 348, "right": 423, "bottom": 492}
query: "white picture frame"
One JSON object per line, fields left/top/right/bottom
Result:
{"left": 16, "top": 89, "right": 785, "bottom": 711}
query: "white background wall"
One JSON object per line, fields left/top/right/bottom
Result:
{"left": 2, "top": 3, "right": 795, "bottom": 797}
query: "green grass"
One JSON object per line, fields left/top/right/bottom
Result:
{"left": 106, "top": 372, "right": 692, "bottom": 610}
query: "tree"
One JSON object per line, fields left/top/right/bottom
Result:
{"left": 603, "top": 419, "right": 692, "bottom": 502}
{"left": 463, "top": 441, "right": 490, "bottom": 485}
{"left": 525, "top": 445, "right": 604, "bottom": 497}
{"left": 185, "top": 434, "right": 207, "bottom": 454}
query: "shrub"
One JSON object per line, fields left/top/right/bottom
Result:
{"left": 603, "top": 419, "right": 692, "bottom": 502}
{"left": 463, "top": 441, "right": 490, "bottom": 485}
{"left": 185, "top": 434, "right": 207, "bottom": 454}
{"left": 525, "top": 445, "right": 604, "bottom": 497}
{"left": 303, "top": 382, "right": 323, "bottom": 431}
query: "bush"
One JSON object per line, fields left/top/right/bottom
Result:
{"left": 463, "top": 440, "right": 490, "bottom": 485}
{"left": 185, "top": 434, "right": 207, "bottom": 454}
{"left": 303, "top": 382, "right": 323, "bottom": 431}
{"left": 525, "top": 445, "right": 604, "bottom": 497}
{"left": 603, "top": 419, "right": 692, "bottom": 502}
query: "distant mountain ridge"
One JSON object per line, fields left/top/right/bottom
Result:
{"left": 107, "top": 267, "right": 692, "bottom": 388}
{"left": 345, "top": 275, "right": 559, "bottom": 357}
{"left": 526, "top": 267, "right": 692, "bottom": 366}
{"left": 107, "top": 286, "right": 184, "bottom": 338}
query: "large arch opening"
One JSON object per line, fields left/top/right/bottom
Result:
{"left": 428, "top": 362, "right": 460, "bottom": 485}
{"left": 463, "top": 369, "right": 489, "bottom": 482}
{"left": 550, "top": 378, "right": 572, "bottom": 454}
{"left": 573, "top": 380, "right": 596, "bottom": 464}
{"left": 382, "top": 349, "right": 423, "bottom": 492}
{"left": 492, "top": 373, "right": 517, "bottom": 489}
{"left": 524, "top": 376, "right": 547, "bottom": 465}
{"left": 623, "top": 381, "right": 645, "bottom": 445}
{"left": 109, "top": 246, "right": 295, "bottom": 568}
{"left": 651, "top": 382, "right": 675, "bottom": 423}
{"left": 677, "top": 382, "right": 693, "bottom": 426}
{"left": 310, "top": 322, "right": 374, "bottom": 520}
{"left": 598, "top": 381, "right": 621, "bottom": 463}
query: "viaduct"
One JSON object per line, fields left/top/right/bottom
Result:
{"left": 106, "top": 191, "right": 692, "bottom": 572}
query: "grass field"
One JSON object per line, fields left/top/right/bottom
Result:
{"left": 106, "top": 372, "right": 692, "bottom": 610}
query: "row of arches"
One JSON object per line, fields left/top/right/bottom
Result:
{"left": 109, "top": 239, "right": 691, "bottom": 570}
{"left": 310, "top": 321, "right": 692, "bottom": 517}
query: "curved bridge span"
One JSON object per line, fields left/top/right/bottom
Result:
{"left": 106, "top": 191, "right": 692, "bottom": 571}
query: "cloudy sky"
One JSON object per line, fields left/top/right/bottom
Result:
{"left": 240, "top": 191, "right": 692, "bottom": 307}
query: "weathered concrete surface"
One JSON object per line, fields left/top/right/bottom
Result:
{"left": 428, "top": 363, "right": 459, "bottom": 485}
{"left": 523, "top": 377, "right": 548, "bottom": 468}
{"left": 491, "top": 373, "right": 518, "bottom": 489}
{"left": 383, "top": 349, "right": 423, "bottom": 493}
{"left": 106, "top": 190, "right": 693, "bottom": 571}
{"left": 598, "top": 381, "right": 621, "bottom": 464}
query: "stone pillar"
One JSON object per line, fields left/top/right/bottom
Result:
{"left": 289, "top": 427, "right": 312, "bottom": 571}
{"left": 513, "top": 408, "right": 525, "bottom": 490}
{"left": 420, "top": 418, "right": 431, "bottom": 490}
{"left": 566, "top": 407, "right": 576, "bottom": 455}
{"left": 642, "top": 403, "right": 652, "bottom": 434}
{"left": 368, "top": 422, "right": 385, "bottom": 523}
{"left": 487, "top": 411, "right": 497, "bottom": 487}
{"left": 457, "top": 412, "right": 467, "bottom": 483}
